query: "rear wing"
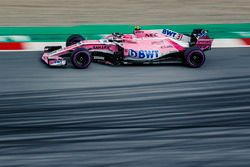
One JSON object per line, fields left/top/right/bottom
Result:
{"left": 190, "top": 29, "right": 213, "bottom": 51}
{"left": 162, "top": 28, "right": 213, "bottom": 50}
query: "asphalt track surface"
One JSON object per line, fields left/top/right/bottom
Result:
{"left": 1, "top": 48, "right": 250, "bottom": 166}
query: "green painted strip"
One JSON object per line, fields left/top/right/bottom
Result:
{"left": 0, "top": 23, "right": 249, "bottom": 42}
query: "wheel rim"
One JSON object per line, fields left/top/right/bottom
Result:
{"left": 190, "top": 52, "right": 203, "bottom": 66}
{"left": 75, "top": 52, "right": 89, "bottom": 67}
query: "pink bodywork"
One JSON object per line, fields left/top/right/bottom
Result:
{"left": 122, "top": 30, "right": 186, "bottom": 60}
{"left": 42, "top": 29, "right": 213, "bottom": 66}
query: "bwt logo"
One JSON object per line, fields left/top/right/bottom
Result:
{"left": 129, "top": 49, "right": 159, "bottom": 59}
{"left": 162, "top": 29, "right": 183, "bottom": 40}
{"left": 162, "top": 29, "right": 177, "bottom": 37}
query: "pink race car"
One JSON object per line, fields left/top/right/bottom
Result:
{"left": 42, "top": 26, "right": 213, "bottom": 69}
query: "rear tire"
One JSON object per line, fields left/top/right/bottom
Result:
{"left": 71, "top": 48, "right": 92, "bottom": 69}
{"left": 66, "top": 34, "right": 85, "bottom": 47}
{"left": 184, "top": 47, "right": 206, "bottom": 68}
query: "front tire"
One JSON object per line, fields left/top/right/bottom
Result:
{"left": 66, "top": 34, "right": 85, "bottom": 47}
{"left": 184, "top": 47, "right": 206, "bottom": 68}
{"left": 71, "top": 48, "right": 92, "bottom": 69}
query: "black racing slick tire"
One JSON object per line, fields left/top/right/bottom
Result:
{"left": 71, "top": 48, "right": 92, "bottom": 69}
{"left": 66, "top": 34, "right": 85, "bottom": 47}
{"left": 184, "top": 47, "right": 206, "bottom": 68}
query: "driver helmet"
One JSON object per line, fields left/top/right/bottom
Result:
{"left": 134, "top": 25, "right": 141, "bottom": 30}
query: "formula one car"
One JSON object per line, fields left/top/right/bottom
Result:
{"left": 42, "top": 26, "right": 213, "bottom": 69}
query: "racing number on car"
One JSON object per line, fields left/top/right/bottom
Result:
{"left": 176, "top": 34, "right": 183, "bottom": 40}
